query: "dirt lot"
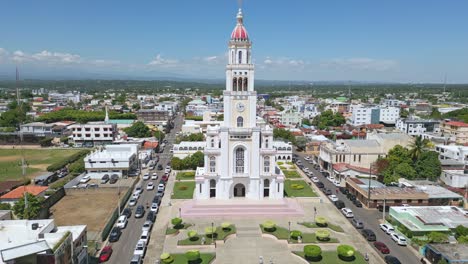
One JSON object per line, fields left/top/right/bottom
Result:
{"left": 51, "top": 188, "right": 129, "bottom": 233}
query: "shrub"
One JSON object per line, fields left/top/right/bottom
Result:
{"left": 262, "top": 220, "right": 276, "bottom": 232}
{"left": 291, "top": 183, "right": 304, "bottom": 190}
{"left": 315, "top": 216, "right": 327, "bottom": 227}
{"left": 337, "top": 244, "right": 355, "bottom": 261}
{"left": 290, "top": 230, "right": 302, "bottom": 240}
{"left": 178, "top": 185, "right": 188, "bottom": 191}
{"left": 185, "top": 250, "right": 200, "bottom": 262}
{"left": 0, "top": 203, "right": 11, "bottom": 210}
{"left": 205, "top": 226, "right": 216, "bottom": 235}
{"left": 44, "top": 190, "right": 56, "bottom": 196}
{"left": 221, "top": 222, "right": 231, "bottom": 230}
{"left": 304, "top": 245, "right": 322, "bottom": 259}
{"left": 316, "top": 229, "right": 330, "bottom": 241}
{"left": 187, "top": 230, "right": 198, "bottom": 241}
{"left": 47, "top": 149, "right": 90, "bottom": 172}
{"left": 279, "top": 166, "right": 287, "bottom": 170}
{"left": 171, "top": 217, "right": 183, "bottom": 228}
{"left": 277, "top": 161, "right": 284, "bottom": 165}
{"left": 286, "top": 161, "right": 294, "bottom": 165}
{"left": 160, "top": 253, "right": 174, "bottom": 264}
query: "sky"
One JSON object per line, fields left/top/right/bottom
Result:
{"left": 0, "top": 0, "right": 467, "bottom": 83}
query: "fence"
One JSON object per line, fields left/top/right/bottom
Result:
{"left": 100, "top": 184, "right": 135, "bottom": 241}
{"left": 38, "top": 187, "right": 66, "bottom": 219}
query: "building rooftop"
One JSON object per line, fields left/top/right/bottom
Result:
{"left": 444, "top": 121, "right": 468, "bottom": 127}
{"left": 426, "top": 244, "right": 468, "bottom": 262}
{"left": 0, "top": 186, "right": 48, "bottom": 200}
{"left": 86, "top": 144, "right": 138, "bottom": 161}
{"left": 415, "top": 185, "right": 463, "bottom": 199}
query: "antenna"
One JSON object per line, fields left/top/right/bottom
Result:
{"left": 16, "top": 67, "right": 29, "bottom": 219}
{"left": 443, "top": 74, "right": 447, "bottom": 93}
{"left": 16, "top": 66, "right": 20, "bottom": 105}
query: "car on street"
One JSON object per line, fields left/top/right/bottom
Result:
{"left": 143, "top": 173, "right": 150, "bottom": 180}
{"left": 132, "top": 192, "right": 140, "bottom": 200}
{"left": 327, "top": 176, "right": 335, "bottom": 182}
{"left": 151, "top": 173, "right": 158, "bottom": 180}
{"left": 139, "top": 230, "right": 150, "bottom": 244}
{"left": 361, "top": 229, "right": 376, "bottom": 241}
{"left": 147, "top": 182, "right": 155, "bottom": 190}
{"left": 108, "top": 227, "right": 122, "bottom": 242}
{"left": 353, "top": 199, "right": 363, "bottom": 207}
{"left": 116, "top": 215, "right": 127, "bottom": 229}
{"left": 373, "top": 241, "right": 390, "bottom": 254}
{"left": 101, "top": 175, "right": 109, "bottom": 184}
{"left": 351, "top": 218, "right": 364, "bottom": 229}
{"left": 130, "top": 255, "right": 142, "bottom": 264}
{"left": 109, "top": 174, "right": 118, "bottom": 184}
{"left": 134, "top": 185, "right": 143, "bottom": 194}
{"left": 341, "top": 208, "right": 354, "bottom": 218}
{"left": 338, "top": 187, "right": 347, "bottom": 194}
{"left": 122, "top": 208, "right": 132, "bottom": 218}
{"left": 150, "top": 203, "right": 159, "bottom": 212}
{"left": 161, "top": 174, "right": 169, "bottom": 182}
{"left": 156, "top": 188, "right": 164, "bottom": 197}
{"left": 99, "top": 245, "right": 113, "bottom": 263}
{"left": 384, "top": 255, "right": 401, "bottom": 264}
{"left": 152, "top": 195, "right": 161, "bottom": 205}
{"left": 334, "top": 200, "right": 346, "bottom": 209}
{"left": 390, "top": 233, "right": 407, "bottom": 246}
{"left": 128, "top": 198, "right": 137, "bottom": 207}
{"left": 157, "top": 183, "right": 165, "bottom": 191}
{"left": 333, "top": 180, "right": 341, "bottom": 187}
{"left": 315, "top": 182, "right": 324, "bottom": 189}
{"left": 146, "top": 211, "right": 156, "bottom": 222}
{"left": 80, "top": 175, "right": 91, "bottom": 183}
{"left": 304, "top": 156, "right": 311, "bottom": 160}
{"left": 311, "top": 177, "right": 319, "bottom": 183}
{"left": 324, "top": 189, "right": 332, "bottom": 195}
{"left": 328, "top": 195, "right": 339, "bottom": 202}
{"left": 133, "top": 240, "right": 146, "bottom": 257}
{"left": 142, "top": 220, "right": 153, "bottom": 232}
{"left": 157, "top": 164, "right": 163, "bottom": 170}
{"left": 379, "top": 224, "right": 395, "bottom": 235}
{"left": 135, "top": 205, "right": 145, "bottom": 218}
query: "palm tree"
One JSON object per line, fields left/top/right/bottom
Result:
{"left": 409, "top": 135, "right": 430, "bottom": 161}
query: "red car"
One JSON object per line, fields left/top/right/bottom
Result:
{"left": 374, "top": 241, "right": 390, "bottom": 254}
{"left": 99, "top": 246, "right": 113, "bottom": 262}
{"left": 161, "top": 174, "right": 169, "bottom": 181}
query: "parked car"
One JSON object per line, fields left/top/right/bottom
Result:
{"left": 133, "top": 240, "right": 146, "bottom": 257}
{"left": 135, "top": 205, "right": 145, "bottom": 218}
{"left": 116, "top": 215, "right": 127, "bottom": 229}
{"left": 379, "top": 224, "right": 395, "bottom": 235}
{"left": 142, "top": 220, "right": 153, "bottom": 232}
{"left": 152, "top": 195, "right": 161, "bottom": 205}
{"left": 146, "top": 211, "right": 156, "bottom": 222}
{"left": 99, "top": 245, "right": 113, "bottom": 263}
{"left": 151, "top": 173, "right": 158, "bottom": 180}
{"left": 384, "top": 255, "right": 401, "bottom": 264}
{"left": 373, "top": 241, "right": 390, "bottom": 254}
{"left": 139, "top": 230, "right": 150, "bottom": 244}
{"left": 130, "top": 255, "right": 142, "bottom": 264}
{"left": 378, "top": 205, "right": 390, "bottom": 212}
{"left": 338, "top": 187, "right": 347, "bottom": 193}
{"left": 108, "top": 227, "right": 122, "bottom": 242}
{"left": 328, "top": 195, "right": 339, "bottom": 202}
{"left": 311, "top": 177, "right": 319, "bottom": 183}
{"left": 353, "top": 200, "right": 363, "bottom": 208}
{"left": 361, "top": 229, "right": 376, "bottom": 241}
{"left": 132, "top": 192, "right": 140, "bottom": 200}
{"left": 80, "top": 175, "right": 91, "bottom": 183}
{"left": 315, "top": 182, "right": 324, "bottom": 189}
{"left": 150, "top": 203, "right": 159, "bottom": 212}
{"left": 161, "top": 174, "right": 169, "bottom": 182}
{"left": 134, "top": 184, "right": 143, "bottom": 194}
{"left": 143, "top": 173, "right": 150, "bottom": 180}
{"left": 156, "top": 188, "right": 164, "bottom": 197}
{"left": 147, "top": 182, "right": 155, "bottom": 190}
{"left": 334, "top": 200, "right": 346, "bottom": 209}
{"left": 128, "top": 198, "right": 137, "bottom": 207}
{"left": 122, "top": 208, "right": 132, "bottom": 218}
{"left": 101, "top": 175, "right": 109, "bottom": 184}
{"left": 390, "top": 233, "right": 407, "bottom": 246}
{"left": 157, "top": 183, "right": 165, "bottom": 191}
{"left": 157, "top": 164, "right": 163, "bottom": 170}
{"left": 341, "top": 208, "right": 354, "bottom": 218}
{"left": 109, "top": 174, "right": 118, "bottom": 184}
{"left": 324, "top": 189, "right": 332, "bottom": 195}
{"left": 351, "top": 218, "right": 364, "bottom": 229}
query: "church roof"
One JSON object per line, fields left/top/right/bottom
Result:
{"left": 231, "top": 9, "right": 249, "bottom": 41}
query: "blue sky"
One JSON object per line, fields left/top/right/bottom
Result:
{"left": 0, "top": 0, "right": 467, "bottom": 82}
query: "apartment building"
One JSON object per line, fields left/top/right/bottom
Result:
{"left": 84, "top": 144, "right": 139, "bottom": 179}
{"left": 396, "top": 118, "right": 440, "bottom": 136}
{"left": 69, "top": 122, "right": 117, "bottom": 147}
{"left": 440, "top": 120, "right": 468, "bottom": 145}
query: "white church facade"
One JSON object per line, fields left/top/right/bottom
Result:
{"left": 195, "top": 9, "right": 285, "bottom": 200}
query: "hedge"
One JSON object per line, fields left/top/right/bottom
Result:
{"left": 161, "top": 253, "right": 174, "bottom": 264}
{"left": 291, "top": 230, "right": 302, "bottom": 240}
{"left": 185, "top": 250, "right": 201, "bottom": 261}
{"left": 315, "top": 216, "right": 327, "bottom": 227}
{"left": 47, "top": 149, "right": 90, "bottom": 172}
{"left": 316, "top": 229, "right": 330, "bottom": 241}
{"left": 304, "top": 245, "right": 322, "bottom": 258}
{"left": 171, "top": 217, "right": 183, "bottom": 228}
{"left": 263, "top": 220, "right": 276, "bottom": 232}
{"left": 187, "top": 230, "right": 198, "bottom": 240}
{"left": 337, "top": 244, "right": 355, "bottom": 258}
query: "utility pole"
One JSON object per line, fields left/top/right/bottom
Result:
{"left": 367, "top": 163, "right": 372, "bottom": 208}
{"left": 382, "top": 192, "right": 386, "bottom": 221}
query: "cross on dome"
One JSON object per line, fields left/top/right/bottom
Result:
{"left": 231, "top": 8, "right": 249, "bottom": 41}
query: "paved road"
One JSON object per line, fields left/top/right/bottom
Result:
{"left": 294, "top": 151, "right": 422, "bottom": 264}
{"left": 107, "top": 114, "right": 183, "bottom": 264}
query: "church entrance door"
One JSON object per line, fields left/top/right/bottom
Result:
{"left": 233, "top": 183, "right": 246, "bottom": 197}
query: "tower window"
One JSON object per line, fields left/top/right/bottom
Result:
{"left": 264, "top": 156, "right": 270, "bottom": 173}
{"left": 231, "top": 50, "right": 234, "bottom": 64}
{"left": 243, "top": 77, "right": 248, "bottom": 91}
{"left": 235, "top": 147, "right": 245, "bottom": 173}
{"left": 211, "top": 138, "right": 215, "bottom": 148}
{"left": 232, "top": 77, "right": 237, "bottom": 92}
{"left": 237, "top": 116, "right": 244, "bottom": 127}
{"left": 238, "top": 50, "right": 242, "bottom": 64}
{"left": 209, "top": 156, "right": 216, "bottom": 173}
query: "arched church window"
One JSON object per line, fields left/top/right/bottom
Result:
{"left": 235, "top": 147, "right": 245, "bottom": 173}
{"left": 243, "top": 77, "right": 248, "bottom": 91}
{"left": 237, "top": 116, "right": 244, "bottom": 128}
{"left": 264, "top": 179, "right": 270, "bottom": 197}
{"left": 210, "top": 179, "right": 216, "bottom": 198}
{"left": 265, "top": 139, "right": 269, "bottom": 148}
{"left": 232, "top": 77, "right": 237, "bottom": 92}
{"left": 264, "top": 156, "right": 270, "bottom": 173}
{"left": 211, "top": 138, "right": 215, "bottom": 148}
{"left": 238, "top": 50, "right": 242, "bottom": 64}
{"left": 231, "top": 50, "right": 234, "bottom": 64}
{"left": 209, "top": 156, "right": 216, "bottom": 173}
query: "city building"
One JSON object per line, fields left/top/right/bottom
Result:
{"left": 48, "top": 92, "right": 81, "bottom": 104}
{"left": 378, "top": 106, "right": 400, "bottom": 125}
{"left": 84, "top": 144, "right": 139, "bottom": 179}
{"left": 19, "top": 121, "right": 72, "bottom": 138}
{"left": 172, "top": 141, "right": 205, "bottom": 159}
{"left": 272, "top": 141, "right": 293, "bottom": 161}
{"left": 424, "top": 243, "right": 468, "bottom": 264}
{"left": 195, "top": 9, "right": 284, "bottom": 200}
{"left": 396, "top": 118, "right": 440, "bottom": 136}
{"left": 440, "top": 120, "right": 468, "bottom": 145}
{"left": 68, "top": 122, "right": 117, "bottom": 147}
{"left": 0, "top": 186, "right": 48, "bottom": 205}
{"left": 0, "top": 219, "right": 87, "bottom": 264}
{"left": 350, "top": 105, "right": 379, "bottom": 126}
{"left": 137, "top": 109, "right": 173, "bottom": 124}
{"left": 279, "top": 109, "right": 302, "bottom": 127}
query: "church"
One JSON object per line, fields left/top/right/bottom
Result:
{"left": 195, "top": 9, "right": 285, "bottom": 200}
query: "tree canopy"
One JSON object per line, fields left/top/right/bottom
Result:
{"left": 171, "top": 151, "right": 204, "bottom": 170}
{"left": 176, "top": 133, "right": 204, "bottom": 143}
{"left": 13, "top": 193, "right": 43, "bottom": 219}
{"left": 37, "top": 109, "right": 135, "bottom": 123}
{"left": 123, "top": 121, "right": 151, "bottom": 138}
{"left": 273, "top": 128, "right": 296, "bottom": 144}
{"left": 311, "top": 110, "right": 346, "bottom": 130}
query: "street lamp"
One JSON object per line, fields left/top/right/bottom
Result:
{"left": 179, "top": 207, "right": 181, "bottom": 218}
{"left": 288, "top": 221, "right": 291, "bottom": 242}
{"left": 211, "top": 222, "right": 214, "bottom": 245}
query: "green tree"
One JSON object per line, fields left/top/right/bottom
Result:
{"left": 13, "top": 193, "right": 43, "bottom": 219}
{"left": 273, "top": 128, "right": 296, "bottom": 144}
{"left": 295, "top": 137, "right": 307, "bottom": 151}
{"left": 39, "top": 137, "right": 53, "bottom": 147}
{"left": 427, "top": 232, "right": 449, "bottom": 243}
{"left": 430, "top": 107, "right": 442, "bottom": 119}
{"left": 302, "top": 118, "right": 311, "bottom": 126}
{"left": 153, "top": 130, "right": 165, "bottom": 141}
{"left": 400, "top": 109, "right": 409, "bottom": 118}
{"left": 454, "top": 225, "right": 468, "bottom": 239}
{"left": 132, "top": 103, "right": 141, "bottom": 111}
{"left": 393, "top": 163, "right": 416, "bottom": 180}
{"left": 414, "top": 151, "right": 442, "bottom": 181}
{"left": 312, "top": 110, "right": 346, "bottom": 130}
{"left": 124, "top": 121, "right": 151, "bottom": 138}
{"left": 0, "top": 203, "right": 11, "bottom": 210}
{"left": 409, "top": 136, "right": 430, "bottom": 161}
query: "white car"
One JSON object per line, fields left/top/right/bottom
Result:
{"left": 116, "top": 215, "right": 127, "bottom": 229}
{"left": 379, "top": 224, "right": 395, "bottom": 234}
{"left": 341, "top": 208, "right": 354, "bottom": 218}
{"left": 333, "top": 180, "right": 341, "bottom": 187}
{"left": 304, "top": 156, "right": 311, "bottom": 161}
{"left": 147, "top": 182, "right": 155, "bottom": 190}
{"left": 128, "top": 198, "right": 137, "bottom": 207}
{"left": 132, "top": 192, "right": 140, "bottom": 200}
{"left": 391, "top": 233, "right": 407, "bottom": 246}
{"left": 164, "top": 168, "right": 171, "bottom": 174}
{"left": 142, "top": 220, "right": 153, "bottom": 232}
{"left": 79, "top": 175, "right": 91, "bottom": 183}
{"left": 311, "top": 177, "right": 319, "bottom": 183}
{"left": 151, "top": 173, "right": 158, "bottom": 180}
{"left": 139, "top": 230, "right": 150, "bottom": 244}
{"left": 328, "top": 194, "right": 339, "bottom": 202}
{"left": 157, "top": 183, "right": 165, "bottom": 191}
{"left": 327, "top": 176, "right": 335, "bottom": 182}
{"left": 142, "top": 173, "right": 150, "bottom": 180}
{"left": 150, "top": 203, "right": 159, "bottom": 212}
{"left": 133, "top": 240, "right": 146, "bottom": 257}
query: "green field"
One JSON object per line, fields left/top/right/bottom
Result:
{"left": 294, "top": 251, "right": 367, "bottom": 264}
{"left": 176, "top": 171, "right": 195, "bottom": 180}
{"left": 172, "top": 181, "right": 196, "bottom": 199}
{"left": 0, "top": 148, "right": 82, "bottom": 181}
{"left": 284, "top": 179, "right": 318, "bottom": 197}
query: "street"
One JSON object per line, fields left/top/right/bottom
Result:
{"left": 294, "top": 151, "right": 422, "bottom": 264}
{"left": 107, "top": 114, "right": 183, "bottom": 264}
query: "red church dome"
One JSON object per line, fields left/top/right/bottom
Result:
{"left": 230, "top": 9, "right": 249, "bottom": 41}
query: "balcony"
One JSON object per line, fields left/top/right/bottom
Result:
{"left": 232, "top": 173, "right": 249, "bottom": 178}
{"left": 229, "top": 128, "right": 252, "bottom": 135}
{"left": 260, "top": 148, "right": 276, "bottom": 154}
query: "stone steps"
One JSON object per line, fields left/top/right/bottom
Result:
{"left": 235, "top": 226, "right": 262, "bottom": 238}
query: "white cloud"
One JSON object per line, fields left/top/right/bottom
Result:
{"left": 0, "top": 48, "right": 8, "bottom": 62}
{"left": 31, "top": 50, "right": 81, "bottom": 63}
{"left": 203, "top": 56, "right": 218, "bottom": 62}
{"left": 148, "top": 54, "right": 178, "bottom": 66}
{"left": 321, "top": 57, "right": 398, "bottom": 71}
{"left": 12, "top": 50, "right": 30, "bottom": 62}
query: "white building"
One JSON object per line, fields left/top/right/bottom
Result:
{"left": 396, "top": 118, "right": 440, "bottom": 136}
{"left": 195, "top": 9, "right": 284, "bottom": 200}
{"left": 0, "top": 219, "right": 87, "bottom": 264}
{"left": 279, "top": 109, "right": 302, "bottom": 127}
{"left": 272, "top": 141, "right": 293, "bottom": 161}
{"left": 48, "top": 92, "right": 81, "bottom": 104}
{"left": 350, "top": 105, "right": 400, "bottom": 126}
{"left": 379, "top": 106, "right": 400, "bottom": 125}
{"left": 69, "top": 122, "right": 117, "bottom": 147}
{"left": 84, "top": 144, "right": 138, "bottom": 179}
{"left": 436, "top": 145, "right": 468, "bottom": 165}
{"left": 172, "top": 141, "right": 205, "bottom": 159}
{"left": 382, "top": 99, "right": 404, "bottom": 107}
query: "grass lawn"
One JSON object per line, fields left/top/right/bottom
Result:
{"left": 172, "top": 181, "right": 196, "bottom": 199}
{"left": 293, "top": 251, "right": 367, "bottom": 264}
{"left": 0, "top": 148, "right": 82, "bottom": 181}
{"left": 260, "top": 225, "right": 339, "bottom": 244}
{"left": 284, "top": 180, "right": 317, "bottom": 197}
{"left": 178, "top": 225, "right": 236, "bottom": 245}
{"left": 298, "top": 222, "right": 345, "bottom": 233}
{"left": 166, "top": 223, "right": 193, "bottom": 235}
{"left": 168, "top": 253, "right": 216, "bottom": 264}
{"left": 176, "top": 171, "right": 195, "bottom": 180}
{"left": 282, "top": 170, "right": 302, "bottom": 179}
